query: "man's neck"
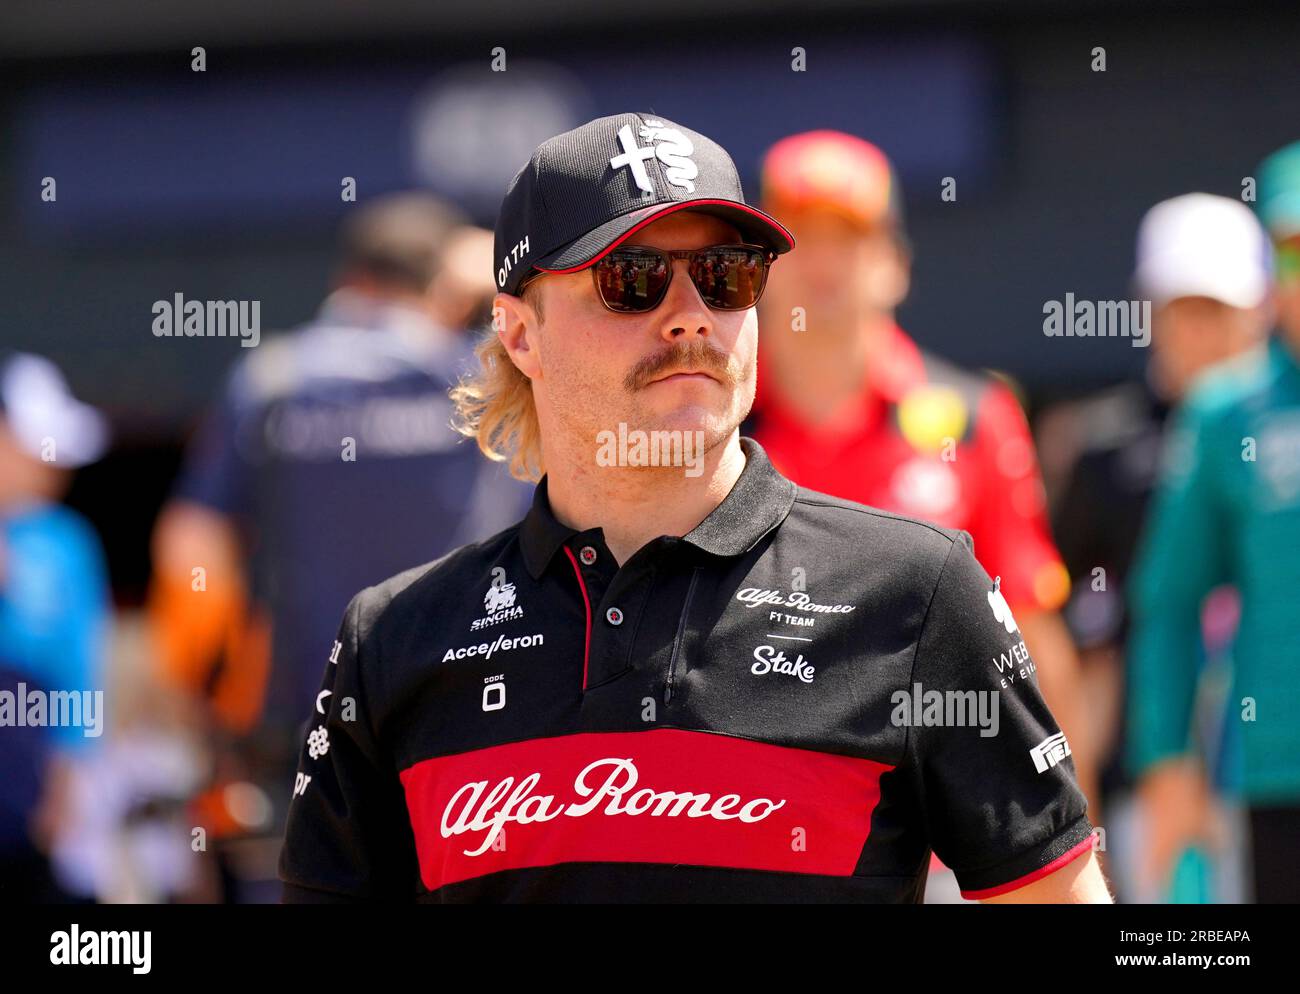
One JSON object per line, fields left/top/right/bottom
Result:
{"left": 542, "top": 431, "right": 747, "bottom": 566}
{"left": 760, "top": 310, "right": 894, "bottom": 425}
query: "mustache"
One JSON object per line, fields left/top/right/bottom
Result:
{"left": 624, "top": 339, "right": 739, "bottom": 391}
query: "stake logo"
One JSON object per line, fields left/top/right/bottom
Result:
{"left": 750, "top": 644, "right": 815, "bottom": 683}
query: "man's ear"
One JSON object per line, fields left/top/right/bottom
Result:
{"left": 879, "top": 239, "right": 912, "bottom": 311}
{"left": 493, "top": 291, "right": 543, "bottom": 380}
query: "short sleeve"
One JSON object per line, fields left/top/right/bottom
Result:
{"left": 278, "top": 592, "right": 420, "bottom": 902}
{"left": 907, "top": 532, "right": 1094, "bottom": 899}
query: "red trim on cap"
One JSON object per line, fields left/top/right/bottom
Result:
{"left": 536, "top": 199, "right": 795, "bottom": 275}
{"left": 957, "top": 834, "right": 1095, "bottom": 900}
{"left": 562, "top": 545, "right": 592, "bottom": 691}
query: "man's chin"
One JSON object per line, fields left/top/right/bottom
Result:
{"left": 642, "top": 406, "right": 736, "bottom": 438}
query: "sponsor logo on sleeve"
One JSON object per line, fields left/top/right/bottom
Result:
{"left": 988, "top": 577, "right": 1036, "bottom": 687}
{"left": 1029, "top": 731, "right": 1071, "bottom": 773}
{"left": 307, "top": 725, "right": 330, "bottom": 760}
{"left": 988, "top": 576, "right": 1020, "bottom": 634}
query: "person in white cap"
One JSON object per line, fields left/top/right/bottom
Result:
{"left": 1051, "top": 193, "right": 1272, "bottom": 902}
{"left": 1128, "top": 144, "right": 1300, "bottom": 905}
{"left": 0, "top": 352, "right": 112, "bottom": 901}
{"left": 1134, "top": 193, "right": 1272, "bottom": 400}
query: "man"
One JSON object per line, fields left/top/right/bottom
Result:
{"left": 1129, "top": 142, "right": 1300, "bottom": 903}
{"left": 279, "top": 113, "right": 1110, "bottom": 903}
{"left": 150, "top": 193, "right": 531, "bottom": 898}
{"left": 1053, "top": 194, "right": 1271, "bottom": 900}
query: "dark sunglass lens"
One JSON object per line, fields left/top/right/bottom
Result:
{"left": 689, "top": 247, "right": 768, "bottom": 309}
{"left": 595, "top": 249, "right": 670, "bottom": 312}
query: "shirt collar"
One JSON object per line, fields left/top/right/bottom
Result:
{"left": 519, "top": 436, "right": 798, "bottom": 580}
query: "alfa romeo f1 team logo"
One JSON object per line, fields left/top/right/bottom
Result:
{"left": 610, "top": 121, "right": 699, "bottom": 194}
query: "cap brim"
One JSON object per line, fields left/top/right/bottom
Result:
{"left": 533, "top": 199, "right": 795, "bottom": 277}
{"left": 1135, "top": 264, "right": 1268, "bottom": 311}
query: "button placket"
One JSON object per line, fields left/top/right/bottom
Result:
{"left": 584, "top": 559, "right": 658, "bottom": 689}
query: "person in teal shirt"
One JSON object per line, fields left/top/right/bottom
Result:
{"left": 1128, "top": 140, "right": 1300, "bottom": 903}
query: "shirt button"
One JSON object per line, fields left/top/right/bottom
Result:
{"left": 579, "top": 545, "right": 597, "bottom": 566}
{"left": 606, "top": 607, "right": 624, "bottom": 626}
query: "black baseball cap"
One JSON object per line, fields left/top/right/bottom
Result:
{"left": 493, "top": 112, "right": 795, "bottom": 297}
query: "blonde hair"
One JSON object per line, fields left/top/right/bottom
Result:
{"left": 449, "top": 284, "right": 545, "bottom": 482}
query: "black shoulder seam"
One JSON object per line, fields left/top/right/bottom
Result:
{"left": 347, "top": 589, "right": 388, "bottom": 756}
{"left": 791, "top": 494, "right": 959, "bottom": 542}
{"left": 900, "top": 530, "right": 965, "bottom": 811}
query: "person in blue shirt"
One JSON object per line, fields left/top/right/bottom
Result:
{"left": 0, "top": 352, "right": 111, "bottom": 901}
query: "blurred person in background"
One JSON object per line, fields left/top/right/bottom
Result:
{"left": 748, "top": 132, "right": 1094, "bottom": 899}
{"left": 1128, "top": 142, "right": 1300, "bottom": 904}
{"left": 147, "top": 192, "right": 532, "bottom": 901}
{"left": 0, "top": 353, "right": 111, "bottom": 902}
{"left": 1054, "top": 194, "right": 1271, "bottom": 902}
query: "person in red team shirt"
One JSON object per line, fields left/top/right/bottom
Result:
{"left": 748, "top": 131, "right": 1097, "bottom": 847}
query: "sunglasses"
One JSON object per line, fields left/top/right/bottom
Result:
{"left": 522, "top": 243, "right": 777, "bottom": 314}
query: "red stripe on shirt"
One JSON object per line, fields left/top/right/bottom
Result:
{"left": 399, "top": 728, "right": 893, "bottom": 891}
{"left": 562, "top": 545, "right": 592, "bottom": 691}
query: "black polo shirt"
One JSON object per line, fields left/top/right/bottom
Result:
{"left": 279, "top": 437, "right": 1094, "bottom": 903}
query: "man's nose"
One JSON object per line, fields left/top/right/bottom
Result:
{"left": 657, "top": 258, "right": 713, "bottom": 342}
